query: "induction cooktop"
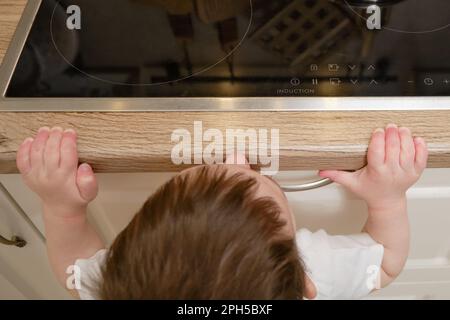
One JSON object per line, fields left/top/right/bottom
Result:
{"left": 0, "top": 0, "right": 450, "bottom": 111}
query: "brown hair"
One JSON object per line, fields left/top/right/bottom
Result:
{"left": 98, "top": 166, "right": 305, "bottom": 299}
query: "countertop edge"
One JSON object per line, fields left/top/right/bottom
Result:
{"left": 1, "top": 1, "right": 450, "bottom": 173}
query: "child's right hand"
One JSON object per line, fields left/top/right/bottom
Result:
{"left": 16, "top": 127, "right": 98, "bottom": 218}
{"left": 319, "top": 124, "right": 428, "bottom": 210}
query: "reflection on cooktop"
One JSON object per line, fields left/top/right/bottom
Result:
{"left": 6, "top": 0, "right": 450, "bottom": 97}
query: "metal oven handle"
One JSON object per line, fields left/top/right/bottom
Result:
{"left": 279, "top": 177, "right": 333, "bottom": 192}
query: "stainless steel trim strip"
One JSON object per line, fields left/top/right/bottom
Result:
{"left": 1, "top": 96, "right": 450, "bottom": 112}
{"left": 0, "top": 0, "right": 41, "bottom": 97}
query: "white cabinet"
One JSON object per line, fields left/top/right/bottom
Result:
{"left": 278, "top": 169, "right": 450, "bottom": 299}
{"left": 278, "top": 170, "right": 450, "bottom": 263}
{"left": 0, "top": 173, "right": 176, "bottom": 245}
{"left": 0, "top": 183, "right": 69, "bottom": 299}
{"left": 1, "top": 169, "right": 449, "bottom": 299}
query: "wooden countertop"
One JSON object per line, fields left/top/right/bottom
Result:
{"left": 1, "top": 1, "right": 450, "bottom": 173}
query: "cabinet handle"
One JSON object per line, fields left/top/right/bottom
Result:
{"left": 0, "top": 235, "right": 27, "bottom": 248}
{"left": 280, "top": 178, "right": 333, "bottom": 192}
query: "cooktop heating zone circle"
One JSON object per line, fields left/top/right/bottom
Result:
{"left": 50, "top": 0, "right": 254, "bottom": 87}
{"left": 344, "top": 0, "right": 450, "bottom": 34}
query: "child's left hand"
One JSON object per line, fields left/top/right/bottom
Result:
{"left": 319, "top": 124, "right": 428, "bottom": 210}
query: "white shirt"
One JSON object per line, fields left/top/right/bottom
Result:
{"left": 296, "top": 229, "right": 384, "bottom": 299}
{"left": 75, "top": 229, "right": 384, "bottom": 300}
{"left": 75, "top": 249, "right": 108, "bottom": 300}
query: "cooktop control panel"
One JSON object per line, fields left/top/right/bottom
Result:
{"left": 6, "top": 0, "right": 450, "bottom": 97}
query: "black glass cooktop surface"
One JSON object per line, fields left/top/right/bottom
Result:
{"left": 6, "top": 0, "right": 450, "bottom": 97}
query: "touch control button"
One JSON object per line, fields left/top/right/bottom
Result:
{"left": 424, "top": 78, "right": 434, "bottom": 86}
{"left": 291, "top": 78, "right": 301, "bottom": 86}
{"left": 330, "top": 78, "right": 341, "bottom": 86}
{"left": 328, "top": 64, "right": 340, "bottom": 72}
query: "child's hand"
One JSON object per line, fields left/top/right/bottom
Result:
{"left": 16, "top": 127, "right": 98, "bottom": 217}
{"left": 319, "top": 124, "right": 428, "bottom": 210}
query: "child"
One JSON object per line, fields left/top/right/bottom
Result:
{"left": 16, "top": 124, "right": 428, "bottom": 299}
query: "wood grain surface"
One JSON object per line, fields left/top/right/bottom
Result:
{"left": 0, "top": 1, "right": 449, "bottom": 173}
{"left": 1, "top": 112, "right": 449, "bottom": 173}
{"left": 0, "top": 0, "right": 26, "bottom": 65}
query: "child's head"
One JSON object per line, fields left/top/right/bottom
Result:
{"left": 98, "top": 157, "right": 306, "bottom": 299}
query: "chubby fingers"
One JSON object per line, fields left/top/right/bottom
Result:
{"left": 385, "top": 124, "right": 401, "bottom": 167}
{"left": 16, "top": 137, "right": 34, "bottom": 175}
{"left": 30, "top": 127, "right": 51, "bottom": 172}
{"left": 16, "top": 127, "right": 80, "bottom": 176}
{"left": 319, "top": 170, "right": 355, "bottom": 190}
{"left": 76, "top": 163, "right": 99, "bottom": 202}
{"left": 414, "top": 137, "right": 428, "bottom": 174}
{"left": 44, "top": 127, "right": 64, "bottom": 171}
{"left": 60, "top": 129, "right": 79, "bottom": 172}
{"left": 399, "top": 127, "right": 415, "bottom": 171}
{"left": 369, "top": 124, "right": 428, "bottom": 173}
{"left": 367, "top": 128, "right": 385, "bottom": 168}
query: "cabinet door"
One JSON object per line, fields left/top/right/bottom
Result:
{"left": 276, "top": 169, "right": 450, "bottom": 299}
{"left": 2, "top": 169, "right": 450, "bottom": 299}
{"left": 0, "top": 183, "right": 69, "bottom": 299}
{"left": 0, "top": 173, "right": 176, "bottom": 245}
{"left": 0, "top": 273, "right": 27, "bottom": 299}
